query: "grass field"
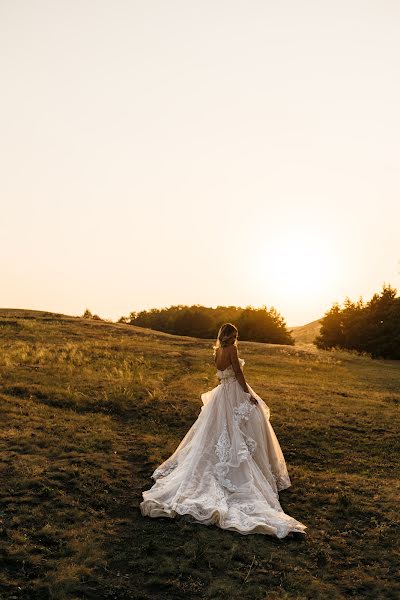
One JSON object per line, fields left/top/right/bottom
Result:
{"left": 0, "top": 309, "right": 399, "bottom": 600}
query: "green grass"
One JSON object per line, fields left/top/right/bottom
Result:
{"left": 0, "top": 309, "right": 399, "bottom": 599}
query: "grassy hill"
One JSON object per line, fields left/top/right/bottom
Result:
{"left": 0, "top": 309, "right": 399, "bottom": 599}
{"left": 290, "top": 319, "right": 322, "bottom": 344}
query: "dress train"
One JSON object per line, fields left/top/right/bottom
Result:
{"left": 140, "top": 358, "right": 307, "bottom": 538}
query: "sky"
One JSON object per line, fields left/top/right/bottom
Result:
{"left": 1, "top": 0, "right": 399, "bottom": 327}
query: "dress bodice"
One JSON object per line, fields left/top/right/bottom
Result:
{"left": 217, "top": 358, "right": 245, "bottom": 380}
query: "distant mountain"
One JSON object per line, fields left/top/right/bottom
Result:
{"left": 289, "top": 318, "right": 322, "bottom": 344}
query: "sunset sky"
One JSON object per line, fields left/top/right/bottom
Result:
{"left": 1, "top": 1, "right": 399, "bottom": 327}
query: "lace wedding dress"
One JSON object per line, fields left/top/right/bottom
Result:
{"left": 140, "top": 358, "right": 307, "bottom": 538}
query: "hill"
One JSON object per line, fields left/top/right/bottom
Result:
{"left": 0, "top": 309, "right": 399, "bottom": 599}
{"left": 290, "top": 318, "right": 322, "bottom": 344}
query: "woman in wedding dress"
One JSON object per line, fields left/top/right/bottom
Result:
{"left": 140, "top": 323, "right": 307, "bottom": 538}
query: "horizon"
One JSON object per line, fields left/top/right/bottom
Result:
{"left": 2, "top": 289, "right": 396, "bottom": 330}
{"left": 0, "top": 302, "right": 318, "bottom": 328}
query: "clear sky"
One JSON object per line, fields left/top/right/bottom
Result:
{"left": 1, "top": 1, "right": 399, "bottom": 327}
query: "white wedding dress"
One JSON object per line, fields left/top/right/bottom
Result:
{"left": 140, "top": 358, "right": 307, "bottom": 538}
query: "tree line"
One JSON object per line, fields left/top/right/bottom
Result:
{"left": 124, "top": 304, "right": 295, "bottom": 345}
{"left": 315, "top": 284, "right": 400, "bottom": 359}
{"left": 83, "top": 282, "right": 400, "bottom": 359}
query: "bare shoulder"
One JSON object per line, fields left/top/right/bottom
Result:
{"left": 229, "top": 344, "right": 239, "bottom": 357}
{"left": 229, "top": 344, "right": 240, "bottom": 364}
{"left": 229, "top": 344, "right": 242, "bottom": 373}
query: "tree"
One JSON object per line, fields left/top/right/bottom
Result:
{"left": 315, "top": 303, "right": 344, "bottom": 349}
{"left": 128, "top": 303, "right": 294, "bottom": 345}
{"left": 315, "top": 284, "right": 400, "bottom": 359}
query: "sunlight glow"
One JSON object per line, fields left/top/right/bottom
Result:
{"left": 250, "top": 228, "right": 341, "bottom": 305}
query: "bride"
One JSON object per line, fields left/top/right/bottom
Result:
{"left": 140, "top": 323, "right": 307, "bottom": 538}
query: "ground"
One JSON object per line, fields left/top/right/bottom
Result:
{"left": 0, "top": 309, "right": 399, "bottom": 599}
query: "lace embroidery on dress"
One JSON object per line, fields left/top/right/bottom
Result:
{"left": 152, "top": 459, "right": 178, "bottom": 480}
{"left": 233, "top": 399, "right": 257, "bottom": 457}
{"left": 214, "top": 412, "right": 257, "bottom": 493}
{"left": 237, "top": 440, "right": 254, "bottom": 461}
{"left": 215, "top": 480, "right": 228, "bottom": 511}
{"left": 233, "top": 400, "right": 256, "bottom": 426}
{"left": 231, "top": 498, "right": 257, "bottom": 514}
{"left": 215, "top": 423, "right": 231, "bottom": 463}
{"left": 214, "top": 423, "right": 238, "bottom": 492}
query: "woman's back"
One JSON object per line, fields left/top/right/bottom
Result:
{"left": 214, "top": 346, "right": 233, "bottom": 371}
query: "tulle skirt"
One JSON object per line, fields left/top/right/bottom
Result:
{"left": 140, "top": 376, "right": 307, "bottom": 538}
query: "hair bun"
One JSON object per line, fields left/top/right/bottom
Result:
{"left": 213, "top": 322, "right": 238, "bottom": 354}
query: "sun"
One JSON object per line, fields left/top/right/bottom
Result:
{"left": 249, "top": 228, "right": 341, "bottom": 303}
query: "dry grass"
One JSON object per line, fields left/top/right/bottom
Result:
{"left": 289, "top": 319, "right": 322, "bottom": 344}
{"left": 0, "top": 309, "right": 399, "bottom": 599}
